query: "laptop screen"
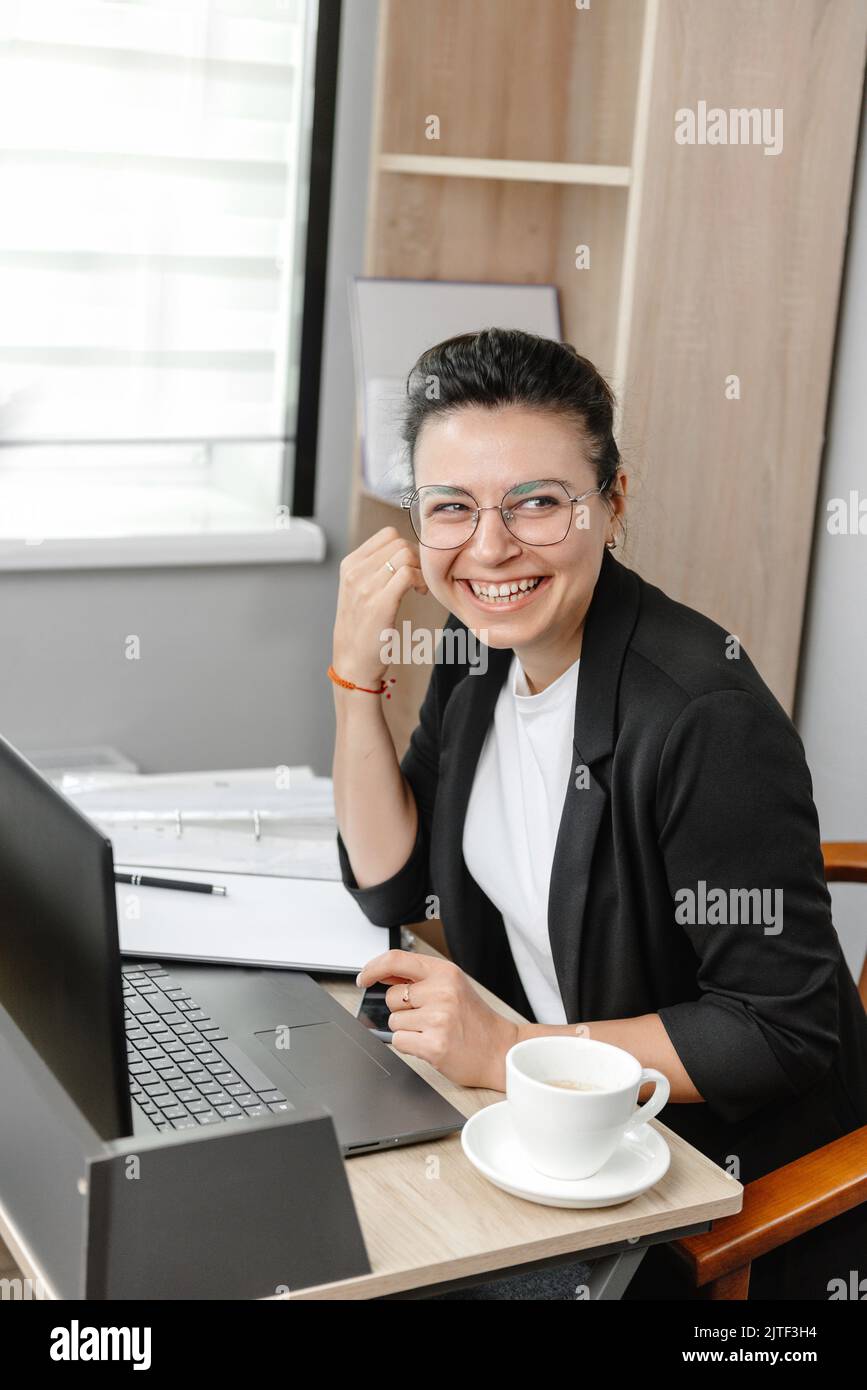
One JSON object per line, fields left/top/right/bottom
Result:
{"left": 0, "top": 735, "right": 132, "bottom": 1139}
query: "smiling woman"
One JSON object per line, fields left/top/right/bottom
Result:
{"left": 330, "top": 328, "right": 867, "bottom": 1302}
{"left": 396, "top": 334, "right": 627, "bottom": 695}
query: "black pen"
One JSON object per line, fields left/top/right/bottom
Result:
{"left": 114, "top": 872, "right": 228, "bottom": 896}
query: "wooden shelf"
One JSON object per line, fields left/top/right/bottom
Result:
{"left": 378, "top": 154, "right": 631, "bottom": 187}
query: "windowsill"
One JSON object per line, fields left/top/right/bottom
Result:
{"left": 0, "top": 521, "right": 326, "bottom": 571}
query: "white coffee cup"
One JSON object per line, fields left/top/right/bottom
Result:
{"left": 506, "top": 1036, "right": 670, "bottom": 1180}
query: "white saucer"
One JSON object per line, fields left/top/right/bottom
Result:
{"left": 461, "top": 1102, "right": 670, "bottom": 1208}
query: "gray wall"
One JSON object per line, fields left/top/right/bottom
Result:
{"left": 796, "top": 100, "right": 867, "bottom": 983}
{"left": 0, "top": 0, "right": 380, "bottom": 776}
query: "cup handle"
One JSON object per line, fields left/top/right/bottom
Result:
{"left": 626, "top": 1068, "right": 670, "bottom": 1132}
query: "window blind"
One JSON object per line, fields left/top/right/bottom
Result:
{"left": 0, "top": 0, "right": 318, "bottom": 537}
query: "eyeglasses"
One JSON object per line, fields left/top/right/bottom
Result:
{"left": 400, "top": 479, "right": 610, "bottom": 550}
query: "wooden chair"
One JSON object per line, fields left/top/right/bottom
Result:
{"left": 670, "top": 841, "right": 867, "bottom": 1298}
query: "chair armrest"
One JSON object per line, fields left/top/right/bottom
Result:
{"left": 822, "top": 841, "right": 867, "bottom": 884}
{"left": 669, "top": 1125, "right": 867, "bottom": 1287}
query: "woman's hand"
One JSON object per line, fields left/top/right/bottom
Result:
{"left": 356, "top": 949, "right": 520, "bottom": 1092}
{"left": 332, "top": 526, "right": 428, "bottom": 687}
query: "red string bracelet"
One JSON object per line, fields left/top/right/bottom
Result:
{"left": 327, "top": 665, "right": 396, "bottom": 699}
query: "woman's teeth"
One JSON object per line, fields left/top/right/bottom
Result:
{"left": 466, "top": 577, "right": 543, "bottom": 603}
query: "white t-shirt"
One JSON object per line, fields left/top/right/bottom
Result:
{"left": 463, "top": 651, "right": 581, "bottom": 1024}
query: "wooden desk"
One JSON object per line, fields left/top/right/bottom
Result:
{"left": 278, "top": 936, "right": 743, "bottom": 1299}
{"left": 0, "top": 937, "right": 743, "bottom": 1300}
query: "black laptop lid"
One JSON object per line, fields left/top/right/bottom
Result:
{"left": 0, "top": 736, "right": 131, "bottom": 1139}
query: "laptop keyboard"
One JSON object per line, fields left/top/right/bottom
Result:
{"left": 122, "top": 962, "right": 292, "bottom": 1130}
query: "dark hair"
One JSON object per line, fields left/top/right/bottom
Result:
{"left": 401, "top": 328, "right": 623, "bottom": 518}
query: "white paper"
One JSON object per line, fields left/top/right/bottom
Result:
{"left": 116, "top": 864, "right": 390, "bottom": 974}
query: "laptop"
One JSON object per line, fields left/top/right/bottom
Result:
{"left": 0, "top": 734, "right": 465, "bottom": 1152}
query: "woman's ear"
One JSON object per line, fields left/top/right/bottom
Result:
{"left": 606, "top": 469, "right": 628, "bottom": 547}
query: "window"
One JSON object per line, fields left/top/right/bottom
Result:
{"left": 0, "top": 0, "right": 339, "bottom": 555}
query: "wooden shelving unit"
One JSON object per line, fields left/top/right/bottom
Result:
{"left": 365, "top": 0, "right": 652, "bottom": 385}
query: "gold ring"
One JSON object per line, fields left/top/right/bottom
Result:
{"left": 402, "top": 984, "right": 412, "bottom": 1006}
{"left": 385, "top": 559, "right": 396, "bottom": 575}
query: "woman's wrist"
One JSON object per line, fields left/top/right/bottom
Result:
{"left": 512, "top": 1020, "right": 590, "bottom": 1047}
{"left": 487, "top": 1017, "right": 522, "bottom": 1090}
{"left": 330, "top": 652, "right": 387, "bottom": 688}
{"left": 331, "top": 679, "right": 386, "bottom": 703}
{"left": 329, "top": 662, "right": 392, "bottom": 718}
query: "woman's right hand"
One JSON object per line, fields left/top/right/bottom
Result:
{"left": 332, "top": 526, "right": 429, "bottom": 687}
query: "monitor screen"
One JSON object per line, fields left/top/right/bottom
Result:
{"left": 0, "top": 736, "right": 131, "bottom": 1139}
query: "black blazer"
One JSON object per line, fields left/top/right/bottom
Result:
{"left": 337, "top": 549, "right": 867, "bottom": 1298}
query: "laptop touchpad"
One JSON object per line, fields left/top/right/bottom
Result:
{"left": 254, "top": 1023, "right": 390, "bottom": 1088}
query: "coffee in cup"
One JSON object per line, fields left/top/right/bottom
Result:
{"left": 544, "top": 1079, "right": 603, "bottom": 1091}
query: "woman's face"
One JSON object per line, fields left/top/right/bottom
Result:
{"left": 412, "top": 404, "right": 626, "bottom": 656}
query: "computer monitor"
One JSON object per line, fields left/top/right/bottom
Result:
{"left": 0, "top": 734, "right": 131, "bottom": 1139}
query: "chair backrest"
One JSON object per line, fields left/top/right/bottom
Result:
{"left": 822, "top": 842, "right": 867, "bottom": 1012}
